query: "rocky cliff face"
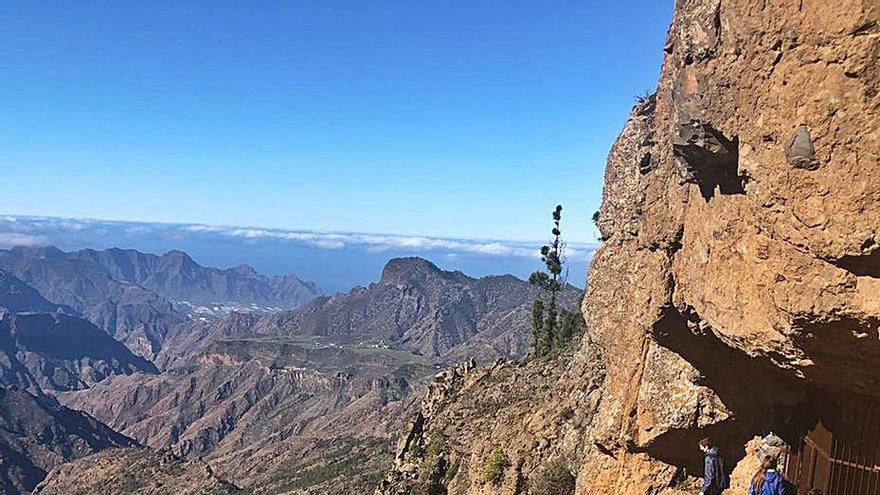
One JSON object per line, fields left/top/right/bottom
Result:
{"left": 377, "top": 1, "right": 879, "bottom": 493}
{"left": 584, "top": 0, "right": 879, "bottom": 491}
{"left": 0, "top": 311, "right": 158, "bottom": 395}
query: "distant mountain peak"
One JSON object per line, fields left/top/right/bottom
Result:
{"left": 379, "top": 257, "right": 447, "bottom": 284}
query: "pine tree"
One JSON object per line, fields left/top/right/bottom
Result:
{"left": 531, "top": 298, "right": 545, "bottom": 356}
{"left": 529, "top": 204, "right": 582, "bottom": 357}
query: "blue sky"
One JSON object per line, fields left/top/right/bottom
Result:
{"left": 0, "top": 1, "right": 671, "bottom": 243}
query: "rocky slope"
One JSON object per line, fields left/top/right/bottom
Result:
{"left": 0, "top": 269, "right": 69, "bottom": 314}
{"left": 0, "top": 311, "right": 158, "bottom": 395}
{"left": 59, "top": 258, "right": 564, "bottom": 493}
{"left": 377, "top": 1, "right": 880, "bottom": 494}
{"left": 0, "top": 385, "right": 138, "bottom": 494}
{"left": 376, "top": 351, "right": 605, "bottom": 495}
{"left": 61, "top": 336, "right": 432, "bottom": 494}
{"left": 35, "top": 447, "right": 246, "bottom": 495}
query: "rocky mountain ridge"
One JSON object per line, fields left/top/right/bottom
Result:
{"left": 69, "top": 247, "right": 320, "bottom": 311}
{"left": 156, "top": 257, "right": 581, "bottom": 368}
{"left": 35, "top": 447, "right": 246, "bottom": 495}
{"left": 260, "top": 257, "right": 582, "bottom": 363}
{"left": 0, "top": 246, "right": 321, "bottom": 357}
{"left": 61, "top": 333, "right": 431, "bottom": 493}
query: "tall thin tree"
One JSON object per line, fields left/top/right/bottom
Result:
{"left": 529, "top": 205, "right": 567, "bottom": 356}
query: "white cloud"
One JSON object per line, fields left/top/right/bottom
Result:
{"left": 0, "top": 232, "right": 50, "bottom": 248}
{"left": 312, "top": 239, "right": 346, "bottom": 250}
{"left": 124, "top": 225, "right": 154, "bottom": 235}
{"left": 184, "top": 224, "right": 225, "bottom": 233}
{"left": 0, "top": 215, "right": 598, "bottom": 260}
{"left": 207, "top": 226, "right": 594, "bottom": 259}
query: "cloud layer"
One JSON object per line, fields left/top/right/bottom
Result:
{"left": 0, "top": 215, "right": 596, "bottom": 261}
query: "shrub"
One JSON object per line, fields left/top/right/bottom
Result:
{"left": 529, "top": 460, "right": 576, "bottom": 495}
{"left": 483, "top": 449, "right": 511, "bottom": 486}
{"left": 419, "top": 437, "right": 445, "bottom": 480}
{"left": 444, "top": 458, "right": 461, "bottom": 483}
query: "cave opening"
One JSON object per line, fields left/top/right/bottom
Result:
{"left": 645, "top": 306, "right": 880, "bottom": 494}
{"left": 643, "top": 306, "right": 806, "bottom": 477}
{"left": 784, "top": 396, "right": 880, "bottom": 495}
{"left": 672, "top": 121, "right": 744, "bottom": 201}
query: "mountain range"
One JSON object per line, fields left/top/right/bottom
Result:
{"left": 156, "top": 257, "right": 580, "bottom": 368}
{"left": 0, "top": 247, "right": 568, "bottom": 494}
{"left": 0, "top": 246, "right": 321, "bottom": 358}
{"left": 0, "top": 269, "right": 69, "bottom": 314}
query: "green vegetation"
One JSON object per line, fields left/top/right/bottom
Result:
{"left": 419, "top": 437, "right": 446, "bottom": 479}
{"left": 408, "top": 437, "right": 424, "bottom": 457}
{"left": 444, "top": 458, "right": 461, "bottom": 483}
{"left": 529, "top": 460, "right": 576, "bottom": 495}
{"left": 529, "top": 205, "right": 585, "bottom": 357}
{"left": 482, "top": 448, "right": 511, "bottom": 486}
{"left": 634, "top": 90, "right": 653, "bottom": 104}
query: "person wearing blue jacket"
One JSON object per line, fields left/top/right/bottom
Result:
{"left": 699, "top": 437, "right": 729, "bottom": 495}
{"left": 749, "top": 456, "right": 786, "bottom": 495}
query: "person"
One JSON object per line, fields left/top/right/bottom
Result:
{"left": 749, "top": 456, "right": 785, "bottom": 495}
{"left": 699, "top": 437, "right": 729, "bottom": 495}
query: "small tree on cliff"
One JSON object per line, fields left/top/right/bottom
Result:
{"left": 529, "top": 205, "right": 584, "bottom": 356}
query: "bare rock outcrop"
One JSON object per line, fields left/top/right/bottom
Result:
{"left": 376, "top": 347, "right": 605, "bottom": 495}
